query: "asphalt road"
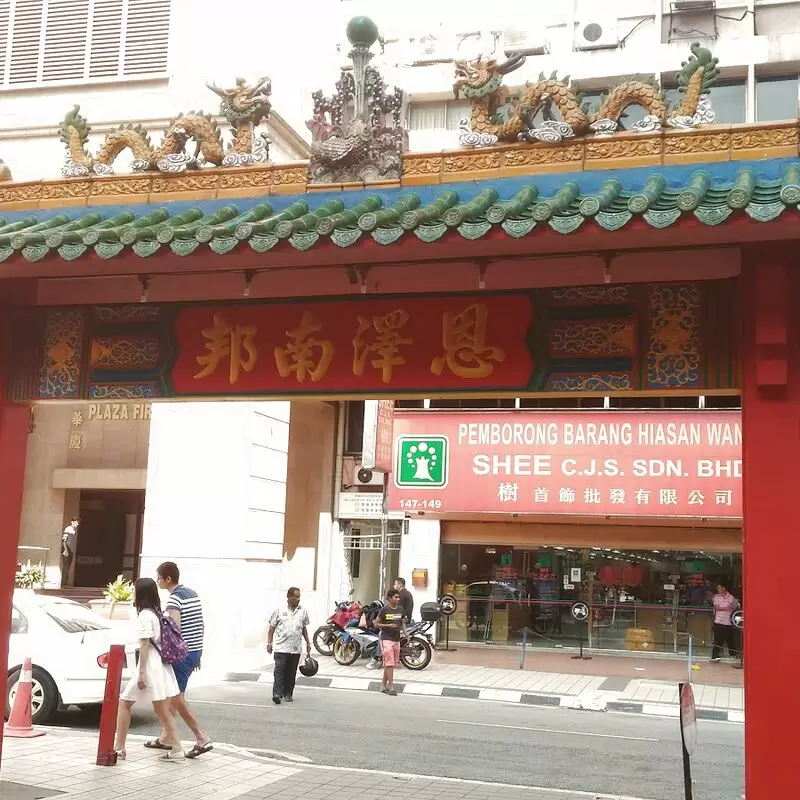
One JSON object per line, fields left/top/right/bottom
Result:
{"left": 51, "top": 681, "right": 744, "bottom": 800}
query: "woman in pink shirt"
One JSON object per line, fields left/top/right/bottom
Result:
{"left": 711, "top": 582, "right": 739, "bottom": 662}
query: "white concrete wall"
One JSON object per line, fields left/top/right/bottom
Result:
{"left": 399, "top": 519, "right": 441, "bottom": 615}
{"left": 141, "top": 401, "right": 291, "bottom": 665}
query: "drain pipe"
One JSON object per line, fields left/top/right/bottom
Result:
{"left": 332, "top": 401, "right": 345, "bottom": 521}
{"left": 330, "top": 401, "right": 347, "bottom": 603}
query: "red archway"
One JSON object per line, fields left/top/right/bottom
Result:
{"left": 0, "top": 160, "right": 796, "bottom": 796}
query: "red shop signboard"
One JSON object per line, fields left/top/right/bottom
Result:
{"left": 388, "top": 411, "right": 742, "bottom": 518}
{"left": 170, "top": 294, "right": 532, "bottom": 396}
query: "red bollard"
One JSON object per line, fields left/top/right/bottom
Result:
{"left": 96, "top": 644, "right": 125, "bottom": 766}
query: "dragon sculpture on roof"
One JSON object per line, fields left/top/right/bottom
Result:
{"left": 453, "top": 42, "right": 719, "bottom": 146}
{"left": 60, "top": 76, "right": 272, "bottom": 176}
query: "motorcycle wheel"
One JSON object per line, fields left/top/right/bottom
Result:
{"left": 333, "top": 637, "right": 361, "bottom": 666}
{"left": 313, "top": 625, "right": 336, "bottom": 657}
{"left": 400, "top": 637, "right": 432, "bottom": 671}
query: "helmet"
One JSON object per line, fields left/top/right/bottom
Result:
{"left": 299, "top": 656, "right": 319, "bottom": 677}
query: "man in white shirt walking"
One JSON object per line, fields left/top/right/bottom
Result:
{"left": 267, "top": 587, "right": 311, "bottom": 705}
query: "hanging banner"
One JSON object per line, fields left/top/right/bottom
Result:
{"left": 388, "top": 410, "right": 742, "bottom": 518}
{"left": 363, "top": 400, "right": 395, "bottom": 473}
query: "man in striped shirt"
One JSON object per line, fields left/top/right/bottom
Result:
{"left": 150, "top": 561, "right": 212, "bottom": 758}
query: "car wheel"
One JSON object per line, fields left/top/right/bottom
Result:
{"left": 6, "top": 666, "right": 59, "bottom": 724}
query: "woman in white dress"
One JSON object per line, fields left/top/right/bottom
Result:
{"left": 114, "top": 578, "right": 182, "bottom": 760}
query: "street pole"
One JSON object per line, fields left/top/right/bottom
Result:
{"left": 682, "top": 744, "right": 694, "bottom": 800}
{"left": 378, "top": 474, "right": 388, "bottom": 599}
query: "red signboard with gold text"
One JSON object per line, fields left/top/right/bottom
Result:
{"left": 171, "top": 294, "right": 532, "bottom": 395}
{"left": 388, "top": 411, "right": 742, "bottom": 518}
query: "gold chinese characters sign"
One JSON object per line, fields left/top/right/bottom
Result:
{"left": 171, "top": 295, "right": 530, "bottom": 396}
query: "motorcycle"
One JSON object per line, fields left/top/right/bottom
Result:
{"left": 312, "top": 601, "right": 362, "bottom": 656}
{"left": 333, "top": 616, "right": 434, "bottom": 671}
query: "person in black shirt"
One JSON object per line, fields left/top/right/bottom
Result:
{"left": 394, "top": 577, "right": 414, "bottom": 622}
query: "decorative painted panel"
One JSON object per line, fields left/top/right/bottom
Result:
{"left": 549, "top": 286, "right": 632, "bottom": 305}
{"left": 88, "top": 383, "right": 160, "bottom": 400}
{"left": 89, "top": 335, "right": 161, "bottom": 370}
{"left": 12, "top": 280, "right": 737, "bottom": 400}
{"left": 646, "top": 284, "right": 701, "bottom": 389}
{"left": 545, "top": 373, "right": 633, "bottom": 392}
{"left": 93, "top": 305, "right": 161, "bottom": 324}
{"left": 548, "top": 319, "right": 635, "bottom": 358}
{"left": 39, "top": 310, "right": 85, "bottom": 399}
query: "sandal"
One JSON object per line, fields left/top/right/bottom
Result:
{"left": 160, "top": 748, "right": 185, "bottom": 761}
{"left": 144, "top": 739, "right": 171, "bottom": 751}
{"left": 185, "top": 742, "right": 214, "bottom": 759}
{"left": 115, "top": 750, "right": 127, "bottom": 761}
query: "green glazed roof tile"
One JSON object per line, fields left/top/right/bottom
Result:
{"left": 1, "top": 163, "right": 799, "bottom": 263}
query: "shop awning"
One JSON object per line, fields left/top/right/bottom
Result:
{"left": 0, "top": 160, "right": 798, "bottom": 264}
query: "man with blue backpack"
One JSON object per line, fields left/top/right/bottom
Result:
{"left": 147, "top": 561, "right": 213, "bottom": 759}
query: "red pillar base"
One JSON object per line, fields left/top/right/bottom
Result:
{"left": 742, "top": 256, "right": 800, "bottom": 796}
{"left": 0, "top": 326, "right": 28, "bottom": 767}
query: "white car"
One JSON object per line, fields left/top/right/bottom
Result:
{"left": 6, "top": 590, "right": 137, "bottom": 723}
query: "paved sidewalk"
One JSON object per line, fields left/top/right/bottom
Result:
{"left": 226, "top": 653, "right": 744, "bottom": 723}
{"left": 0, "top": 730, "right": 649, "bottom": 800}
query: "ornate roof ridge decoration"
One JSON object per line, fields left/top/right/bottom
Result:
{"left": 307, "top": 16, "right": 404, "bottom": 185}
{"left": 59, "top": 76, "right": 274, "bottom": 177}
{"left": 454, "top": 41, "right": 720, "bottom": 148}
{"left": 1, "top": 163, "right": 798, "bottom": 263}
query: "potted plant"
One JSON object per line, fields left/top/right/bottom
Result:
{"left": 14, "top": 561, "right": 45, "bottom": 590}
{"left": 90, "top": 575, "right": 134, "bottom": 620}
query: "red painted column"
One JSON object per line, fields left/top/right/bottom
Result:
{"left": 741, "top": 255, "right": 800, "bottom": 796}
{"left": 0, "top": 316, "right": 29, "bottom": 767}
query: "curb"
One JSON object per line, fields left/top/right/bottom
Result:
{"left": 223, "top": 671, "right": 744, "bottom": 724}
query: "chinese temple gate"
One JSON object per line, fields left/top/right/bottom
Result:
{"left": 0, "top": 22, "right": 798, "bottom": 796}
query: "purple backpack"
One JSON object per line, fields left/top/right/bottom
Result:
{"left": 153, "top": 613, "right": 189, "bottom": 665}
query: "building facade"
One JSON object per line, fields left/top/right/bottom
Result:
{"left": 17, "top": 398, "right": 343, "bottom": 663}
{"left": 337, "top": 398, "right": 742, "bottom": 656}
{"left": 359, "top": 0, "right": 800, "bottom": 152}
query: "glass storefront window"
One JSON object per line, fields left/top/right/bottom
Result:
{"left": 440, "top": 543, "right": 742, "bottom": 657}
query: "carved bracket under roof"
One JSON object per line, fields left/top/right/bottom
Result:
{"left": 306, "top": 16, "right": 405, "bottom": 185}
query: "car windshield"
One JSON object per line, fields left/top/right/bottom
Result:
{"left": 41, "top": 600, "right": 111, "bottom": 633}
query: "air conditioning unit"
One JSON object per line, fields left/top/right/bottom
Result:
{"left": 575, "top": 20, "right": 620, "bottom": 51}
{"left": 342, "top": 456, "right": 386, "bottom": 487}
{"left": 502, "top": 28, "right": 549, "bottom": 57}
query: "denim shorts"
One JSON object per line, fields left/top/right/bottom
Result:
{"left": 172, "top": 650, "right": 202, "bottom": 693}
